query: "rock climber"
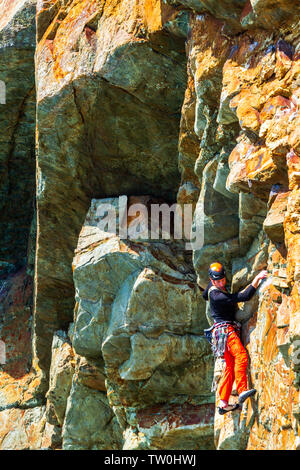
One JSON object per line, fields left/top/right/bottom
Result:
{"left": 201, "top": 262, "right": 267, "bottom": 415}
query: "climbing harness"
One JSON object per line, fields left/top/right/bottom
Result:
{"left": 204, "top": 320, "right": 241, "bottom": 393}
{"left": 204, "top": 320, "right": 241, "bottom": 358}
{"left": 204, "top": 286, "right": 241, "bottom": 358}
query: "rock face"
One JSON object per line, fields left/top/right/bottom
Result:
{"left": 0, "top": 0, "right": 299, "bottom": 450}
{"left": 34, "top": 0, "right": 187, "bottom": 388}
{"left": 177, "top": 4, "right": 300, "bottom": 450}
{"left": 0, "top": 0, "right": 36, "bottom": 275}
{"left": 0, "top": 0, "right": 40, "bottom": 450}
{"left": 69, "top": 196, "right": 215, "bottom": 449}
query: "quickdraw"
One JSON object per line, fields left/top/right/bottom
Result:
{"left": 204, "top": 321, "right": 241, "bottom": 358}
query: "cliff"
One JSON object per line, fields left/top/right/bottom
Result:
{"left": 0, "top": 0, "right": 299, "bottom": 450}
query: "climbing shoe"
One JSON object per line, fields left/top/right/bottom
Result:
{"left": 238, "top": 389, "right": 257, "bottom": 404}
{"left": 218, "top": 403, "right": 240, "bottom": 415}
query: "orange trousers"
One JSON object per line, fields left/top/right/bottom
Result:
{"left": 218, "top": 326, "right": 248, "bottom": 402}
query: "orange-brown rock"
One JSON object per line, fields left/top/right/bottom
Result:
{"left": 181, "top": 4, "right": 300, "bottom": 451}
{"left": 263, "top": 186, "right": 289, "bottom": 243}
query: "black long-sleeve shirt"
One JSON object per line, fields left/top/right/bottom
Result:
{"left": 202, "top": 281, "right": 256, "bottom": 323}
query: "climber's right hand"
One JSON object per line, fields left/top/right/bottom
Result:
{"left": 252, "top": 270, "right": 268, "bottom": 288}
{"left": 256, "top": 270, "right": 268, "bottom": 281}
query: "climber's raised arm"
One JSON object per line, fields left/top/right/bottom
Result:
{"left": 251, "top": 270, "right": 268, "bottom": 289}
{"left": 225, "top": 269, "right": 268, "bottom": 303}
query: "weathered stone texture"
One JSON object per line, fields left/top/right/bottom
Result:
{"left": 34, "top": 0, "right": 188, "bottom": 386}
{"left": 0, "top": 0, "right": 39, "bottom": 449}
{"left": 0, "top": 0, "right": 36, "bottom": 273}
{"left": 69, "top": 196, "right": 214, "bottom": 449}
{"left": 179, "top": 5, "right": 300, "bottom": 450}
